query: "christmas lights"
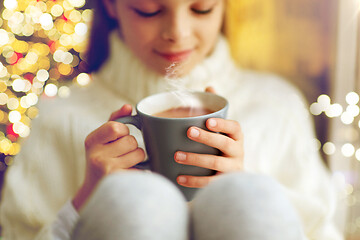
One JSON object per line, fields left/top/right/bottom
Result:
{"left": 0, "top": 0, "right": 91, "bottom": 158}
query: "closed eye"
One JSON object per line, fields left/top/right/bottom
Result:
{"left": 192, "top": 8, "right": 213, "bottom": 14}
{"left": 134, "top": 9, "right": 161, "bottom": 18}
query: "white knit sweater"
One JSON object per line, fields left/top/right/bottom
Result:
{"left": 0, "top": 32, "right": 343, "bottom": 240}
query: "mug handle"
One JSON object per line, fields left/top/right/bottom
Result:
{"left": 115, "top": 115, "right": 150, "bottom": 170}
{"left": 115, "top": 115, "right": 142, "bottom": 129}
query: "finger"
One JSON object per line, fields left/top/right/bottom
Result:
{"left": 187, "top": 127, "right": 241, "bottom": 157}
{"left": 177, "top": 175, "right": 214, "bottom": 188}
{"left": 174, "top": 151, "right": 242, "bottom": 172}
{"left": 206, "top": 118, "right": 243, "bottom": 141}
{"left": 108, "top": 148, "right": 146, "bottom": 172}
{"left": 109, "top": 104, "right": 133, "bottom": 121}
{"left": 205, "top": 86, "right": 216, "bottom": 94}
{"left": 85, "top": 121, "right": 130, "bottom": 147}
{"left": 100, "top": 135, "right": 139, "bottom": 158}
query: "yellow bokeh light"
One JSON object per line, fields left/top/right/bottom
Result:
{"left": 59, "top": 34, "right": 72, "bottom": 46}
{"left": 0, "top": 93, "right": 9, "bottom": 105}
{"left": 40, "top": 13, "right": 54, "bottom": 30}
{"left": 2, "top": 9, "right": 13, "bottom": 21}
{"left": 356, "top": 149, "right": 360, "bottom": 161}
{"left": 317, "top": 94, "right": 331, "bottom": 111}
{"left": 62, "top": 0, "right": 74, "bottom": 11}
{"left": 341, "top": 112, "right": 354, "bottom": 125}
{"left": 62, "top": 52, "right": 74, "bottom": 64}
{"left": 38, "top": 57, "right": 51, "bottom": 70}
{"left": 58, "top": 63, "right": 72, "bottom": 75}
{"left": 82, "top": 9, "right": 93, "bottom": 22}
{"left": 26, "top": 106, "right": 39, "bottom": 119}
{"left": 63, "top": 22, "right": 74, "bottom": 34}
{"left": 10, "top": 142, "right": 20, "bottom": 154}
{"left": 0, "top": 139, "right": 12, "bottom": 154}
{"left": 346, "top": 92, "right": 359, "bottom": 105}
{"left": 20, "top": 114, "right": 31, "bottom": 126}
{"left": 67, "top": 0, "right": 86, "bottom": 8}
{"left": 346, "top": 105, "right": 360, "bottom": 117}
{"left": 325, "top": 103, "right": 343, "bottom": 118}
{"left": 0, "top": 65, "right": 8, "bottom": 78}
{"left": 0, "top": 111, "right": 5, "bottom": 123}
{"left": 69, "top": 10, "right": 82, "bottom": 23}
{"left": 51, "top": 4, "right": 63, "bottom": 17}
{"left": 7, "top": 98, "right": 19, "bottom": 110}
{"left": 77, "top": 73, "right": 91, "bottom": 86}
{"left": 323, "top": 142, "right": 336, "bottom": 155}
{"left": 35, "top": 1, "right": 47, "bottom": 12}
{"left": 44, "top": 83, "right": 58, "bottom": 97}
{"left": 58, "top": 86, "right": 71, "bottom": 98}
{"left": 0, "top": 112, "right": 8, "bottom": 124}
{"left": 0, "top": 29, "right": 10, "bottom": 46}
{"left": 9, "top": 111, "right": 21, "bottom": 124}
{"left": 0, "top": 81, "right": 8, "bottom": 92}
{"left": 12, "top": 40, "right": 29, "bottom": 53}
{"left": 22, "top": 24, "right": 34, "bottom": 36}
{"left": 25, "top": 51, "right": 39, "bottom": 65}
{"left": 4, "top": 0, "right": 18, "bottom": 10}
{"left": 36, "top": 69, "right": 49, "bottom": 82}
{"left": 48, "top": 28, "right": 61, "bottom": 41}
{"left": 74, "top": 22, "right": 87, "bottom": 36}
{"left": 33, "top": 43, "right": 50, "bottom": 56}
{"left": 310, "top": 102, "right": 322, "bottom": 116}
{"left": 341, "top": 143, "right": 355, "bottom": 157}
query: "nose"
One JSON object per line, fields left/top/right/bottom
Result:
{"left": 161, "top": 12, "right": 191, "bottom": 43}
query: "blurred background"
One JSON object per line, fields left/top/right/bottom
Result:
{"left": 0, "top": 0, "right": 359, "bottom": 239}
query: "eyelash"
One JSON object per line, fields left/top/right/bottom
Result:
{"left": 192, "top": 8, "right": 213, "bottom": 15}
{"left": 133, "top": 8, "right": 213, "bottom": 18}
{"left": 134, "top": 9, "right": 162, "bottom": 18}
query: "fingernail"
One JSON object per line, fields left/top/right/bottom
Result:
{"left": 175, "top": 152, "right": 186, "bottom": 162}
{"left": 189, "top": 128, "right": 200, "bottom": 138}
{"left": 208, "top": 119, "right": 217, "bottom": 128}
{"left": 177, "top": 176, "right": 187, "bottom": 184}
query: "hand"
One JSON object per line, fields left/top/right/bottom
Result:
{"left": 174, "top": 88, "right": 244, "bottom": 188}
{"left": 72, "top": 104, "right": 145, "bottom": 211}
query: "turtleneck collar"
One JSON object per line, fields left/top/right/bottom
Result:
{"left": 91, "top": 30, "right": 236, "bottom": 104}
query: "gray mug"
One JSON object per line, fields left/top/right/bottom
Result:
{"left": 116, "top": 91, "right": 228, "bottom": 200}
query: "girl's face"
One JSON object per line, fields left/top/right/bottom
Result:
{"left": 104, "top": 0, "right": 225, "bottom": 76}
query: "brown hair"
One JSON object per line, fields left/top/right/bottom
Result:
{"left": 84, "top": 0, "right": 117, "bottom": 73}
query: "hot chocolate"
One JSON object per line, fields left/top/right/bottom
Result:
{"left": 153, "top": 106, "right": 213, "bottom": 118}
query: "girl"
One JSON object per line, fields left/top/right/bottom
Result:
{"left": 0, "top": 0, "right": 343, "bottom": 239}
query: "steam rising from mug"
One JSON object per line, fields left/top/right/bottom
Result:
{"left": 164, "top": 62, "right": 203, "bottom": 111}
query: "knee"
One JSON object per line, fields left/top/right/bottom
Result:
{"left": 192, "top": 173, "right": 304, "bottom": 240}
{"left": 72, "top": 172, "right": 189, "bottom": 240}
{"left": 195, "top": 172, "right": 284, "bottom": 203}
{"left": 193, "top": 172, "right": 300, "bottom": 220}
{"left": 89, "top": 171, "right": 186, "bottom": 207}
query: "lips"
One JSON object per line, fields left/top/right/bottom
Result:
{"left": 156, "top": 49, "right": 193, "bottom": 62}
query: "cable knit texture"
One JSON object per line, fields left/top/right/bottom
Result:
{"left": 0, "top": 32, "right": 343, "bottom": 240}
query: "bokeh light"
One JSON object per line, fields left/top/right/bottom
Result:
{"left": 0, "top": 0, "right": 91, "bottom": 163}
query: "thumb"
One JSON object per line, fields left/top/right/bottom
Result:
{"left": 205, "top": 86, "right": 216, "bottom": 94}
{"left": 108, "top": 104, "right": 133, "bottom": 121}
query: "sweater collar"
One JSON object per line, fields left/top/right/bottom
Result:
{"left": 91, "top": 31, "right": 235, "bottom": 104}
